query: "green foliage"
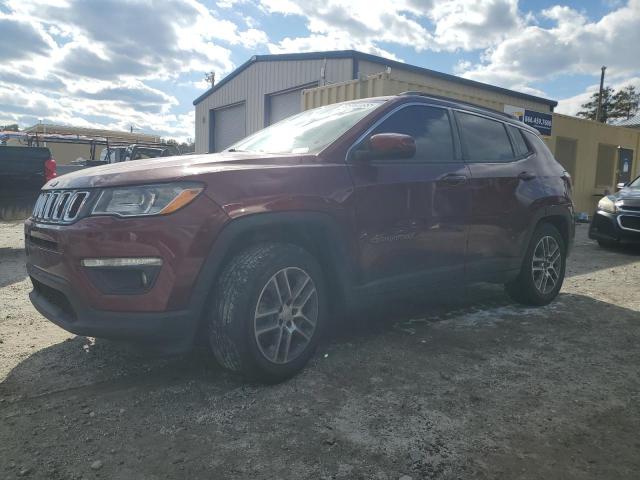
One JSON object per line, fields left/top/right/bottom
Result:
{"left": 610, "top": 86, "right": 640, "bottom": 121}
{"left": 577, "top": 85, "right": 640, "bottom": 123}
{"left": 1, "top": 124, "right": 20, "bottom": 132}
{"left": 576, "top": 87, "right": 614, "bottom": 123}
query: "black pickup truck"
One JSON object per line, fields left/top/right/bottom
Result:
{"left": 0, "top": 146, "right": 56, "bottom": 219}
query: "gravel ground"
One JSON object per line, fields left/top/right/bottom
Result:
{"left": 1, "top": 222, "right": 639, "bottom": 479}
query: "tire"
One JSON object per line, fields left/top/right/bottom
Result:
{"left": 505, "top": 223, "right": 566, "bottom": 306}
{"left": 597, "top": 239, "right": 618, "bottom": 249}
{"left": 209, "top": 243, "right": 326, "bottom": 383}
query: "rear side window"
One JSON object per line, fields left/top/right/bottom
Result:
{"left": 455, "top": 112, "right": 514, "bottom": 163}
{"left": 369, "top": 105, "right": 456, "bottom": 162}
{"left": 507, "top": 125, "right": 531, "bottom": 157}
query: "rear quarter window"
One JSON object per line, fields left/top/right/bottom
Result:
{"left": 507, "top": 125, "right": 531, "bottom": 157}
{"left": 456, "top": 112, "right": 514, "bottom": 163}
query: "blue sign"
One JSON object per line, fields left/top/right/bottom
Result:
{"left": 521, "top": 110, "right": 552, "bottom": 136}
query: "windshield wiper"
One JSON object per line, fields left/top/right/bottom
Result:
{"left": 227, "top": 148, "right": 248, "bottom": 153}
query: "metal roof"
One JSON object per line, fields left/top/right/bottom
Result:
{"left": 193, "top": 50, "right": 558, "bottom": 109}
{"left": 617, "top": 113, "right": 640, "bottom": 128}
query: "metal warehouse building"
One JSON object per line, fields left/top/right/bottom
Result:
{"left": 193, "top": 50, "right": 557, "bottom": 154}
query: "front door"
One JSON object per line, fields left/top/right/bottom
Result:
{"left": 348, "top": 104, "right": 471, "bottom": 290}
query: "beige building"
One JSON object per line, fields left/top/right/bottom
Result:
{"left": 302, "top": 72, "right": 640, "bottom": 214}
{"left": 10, "top": 124, "right": 161, "bottom": 165}
{"left": 193, "top": 50, "right": 556, "bottom": 154}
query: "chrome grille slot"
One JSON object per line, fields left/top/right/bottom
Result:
{"left": 53, "top": 192, "right": 71, "bottom": 220}
{"left": 32, "top": 194, "right": 46, "bottom": 217}
{"left": 42, "top": 193, "right": 57, "bottom": 219}
{"left": 64, "top": 192, "right": 89, "bottom": 221}
{"left": 31, "top": 190, "right": 91, "bottom": 224}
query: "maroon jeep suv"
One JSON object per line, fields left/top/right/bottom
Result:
{"left": 25, "top": 94, "right": 574, "bottom": 381}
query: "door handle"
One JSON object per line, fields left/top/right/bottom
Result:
{"left": 518, "top": 171, "right": 536, "bottom": 181}
{"left": 439, "top": 174, "right": 468, "bottom": 186}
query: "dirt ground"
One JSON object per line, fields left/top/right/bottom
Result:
{"left": 1, "top": 221, "right": 639, "bottom": 480}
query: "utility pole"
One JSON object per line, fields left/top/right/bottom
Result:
{"left": 204, "top": 72, "right": 216, "bottom": 88}
{"left": 596, "top": 66, "right": 607, "bottom": 123}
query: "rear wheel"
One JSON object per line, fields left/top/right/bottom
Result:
{"left": 208, "top": 243, "right": 325, "bottom": 383}
{"left": 506, "top": 223, "right": 566, "bottom": 306}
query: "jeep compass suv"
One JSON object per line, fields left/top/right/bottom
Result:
{"left": 26, "top": 94, "right": 574, "bottom": 382}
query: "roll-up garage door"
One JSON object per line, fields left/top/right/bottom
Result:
{"left": 268, "top": 88, "right": 304, "bottom": 125}
{"left": 212, "top": 102, "right": 246, "bottom": 152}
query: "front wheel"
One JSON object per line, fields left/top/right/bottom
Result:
{"left": 505, "top": 223, "right": 566, "bottom": 306}
{"left": 209, "top": 243, "right": 326, "bottom": 383}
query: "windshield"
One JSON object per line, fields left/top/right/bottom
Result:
{"left": 629, "top": 176, "right": 640, "bottom": 188}
{"left": 228, "top": 100, "right": 385, "bottom": 155}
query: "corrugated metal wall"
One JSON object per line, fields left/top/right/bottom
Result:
{"left": 195, "top": 58, "right": 353, "bottom": 153}
{"left": 356, "top": 60, "right": 552, "bottom": 113}
{"left": 303, "top": 71, "right": 551, "bottom": 114}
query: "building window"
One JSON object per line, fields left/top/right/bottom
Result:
{"left": 555, "top": 137, "right": 577, "bottom": 179}
{"left": 595, "top": 143, "right": 616, "bottom": 189}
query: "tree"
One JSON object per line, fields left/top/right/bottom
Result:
{"left": 577, "top": 86, "right": 614, "bottom": 123}
{"left": 610, "top": 86, "right": 640, "bottom": 121}
{"left": 1, "top": 123, "right": 19, "bottom": 131}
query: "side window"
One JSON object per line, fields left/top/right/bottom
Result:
{"left": 456, "top": 112, "right": 514, "bottom": 163}
{"left": 507, "top": 125, "right": 531, "bottom": 157}
{"left": 367, "top": 105, "right": 456, "bottom": 162}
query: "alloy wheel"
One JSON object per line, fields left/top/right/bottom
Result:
{"left": 531, "top": 235, "right": 562, "bottom": 294}
{"left": 253, "top": 267, "right": 318, "bottom": 364}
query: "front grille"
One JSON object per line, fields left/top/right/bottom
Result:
{"left": 32, "top": 190, "right": 90, "bottom": 224}
{"left": 619, "top": 215, "right": 640, "bottom": 232}
{"left": 619, "top": 205, "right": 640, "bottom": 212}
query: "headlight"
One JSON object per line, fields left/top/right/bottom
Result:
{"left": 597, "top": 196, "right": 617, "bottom": 214}
{"left": 92, "top": 182, "right": 203, "bottom": 217}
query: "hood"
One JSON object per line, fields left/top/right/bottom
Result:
{"left": 613, "top": 186, "right": 640, "bottom": 207}
{"left": 43, "top": 152, "right": 317, "bottom": 190}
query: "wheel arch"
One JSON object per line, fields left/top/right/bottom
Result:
{"left": 189, "top": 211, "right": 357, "bottom": 340}
{"left": 517, "top": 204, "right": 575, "bottom": 265}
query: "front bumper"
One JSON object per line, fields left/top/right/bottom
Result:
{"left": 589, "top": 210, "right": 640, "bottom": 244}
{"left": 29, "top": 264, "right": 196, "bottom": 353}
{"left": 24, "top": 193, "right": 229, "bottom": 349}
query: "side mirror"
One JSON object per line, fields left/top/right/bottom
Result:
{"left": 353, "top": 133, "right": 416, "bottom": 161}
{"left": 616, "top": 182, "right": 627, "bottom": 190}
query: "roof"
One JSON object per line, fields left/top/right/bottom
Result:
{"left": 616, "top": 113, "right": 640, "bottom": 128}
{"left": 193, "top": 50, "right": 558, "bottom": 109}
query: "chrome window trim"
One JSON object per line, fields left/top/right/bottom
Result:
{"left": 344, "top": 101, "right": 460, "bottom": 164}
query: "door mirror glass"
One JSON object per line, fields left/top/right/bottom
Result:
{"left": 355, "top": 133, "right": 416, "bottom": 161}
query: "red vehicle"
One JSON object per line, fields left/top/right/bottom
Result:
{"left": 25, "top": 94, "right": 574, "bottom": 381}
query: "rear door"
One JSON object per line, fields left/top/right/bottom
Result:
{"left": 349, "top": 103, "right": 471, "bottom": 289}
{"left": 454, "top": 111, "right": 543, "bottom": 280}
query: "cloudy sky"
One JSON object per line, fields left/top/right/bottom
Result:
{"left": 1, "top": 0, "right": 639, "bottom": 141}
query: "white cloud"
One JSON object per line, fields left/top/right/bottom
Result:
{"left": 262, "top": 0, "right": 527, "bottom": 55}
{"left": 0, "top": 0, "right": 269, "bottom": 140}
{"left": 459, "top": 0, "right": 640, "bottom": 90}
